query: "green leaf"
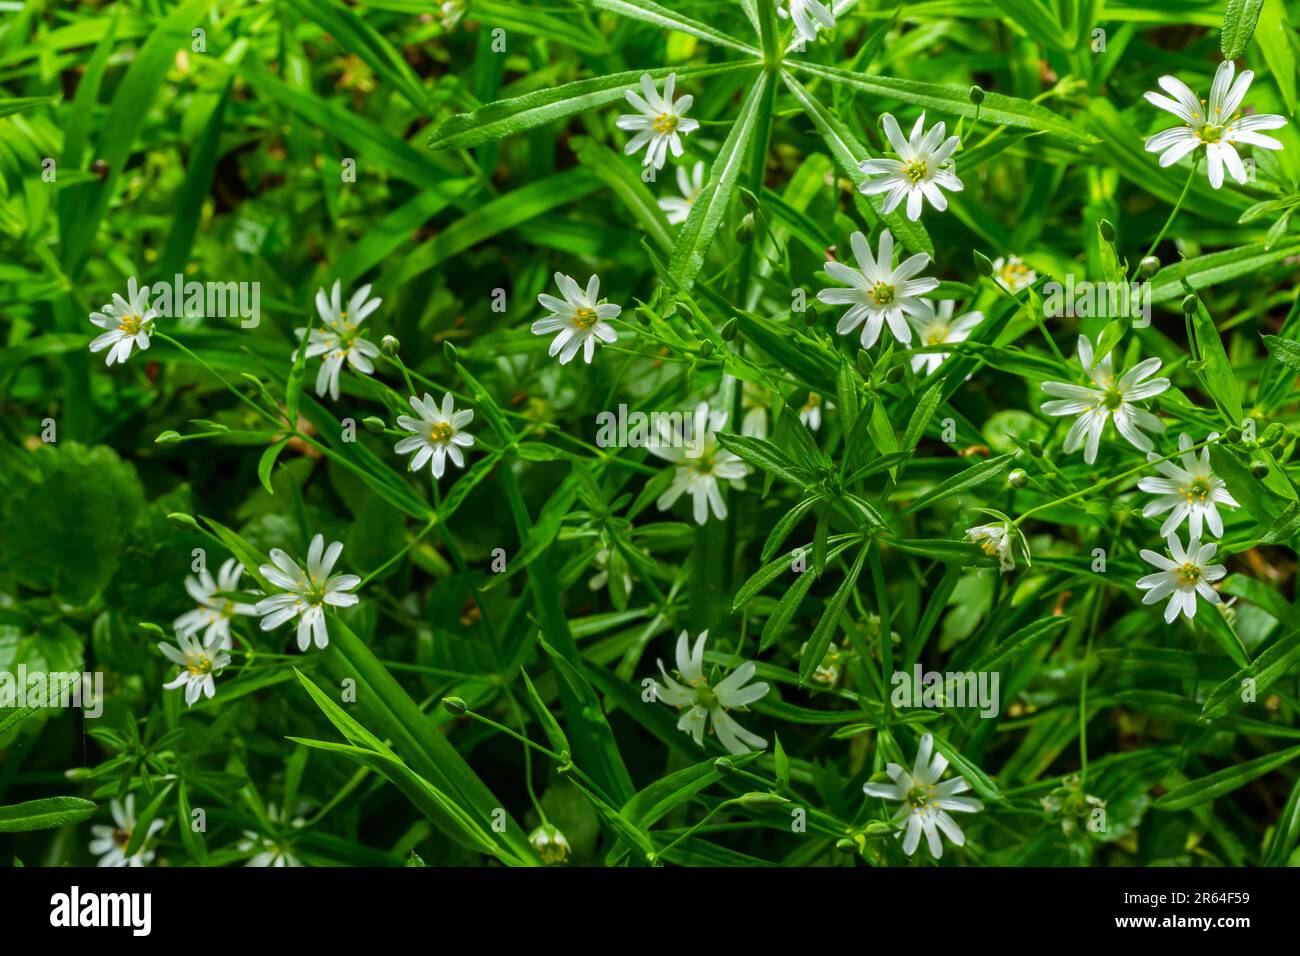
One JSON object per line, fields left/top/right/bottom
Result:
{"left": 899, "top": 454, "right": 1015, "bottom": 517}
{"left": 1155, "top": 744, "right": 1300, "bottom": 810}
{"left": 429, "top": 62, "right": 749, "bottom": 151}
{"left": 798, "top": 544, "right": 867, "bottom": 683}
{"left": 1222, "top": 0, "right": 1267, "bottom": 59}
{"left": 1200, "top": 629, "right": 1300, "bottom": 721}
{"left": 786, "top": 60, "right": 1095, "bottom": 145}
{"left": 715, "top": 431, "right": 810, "bottom": 487}
{"left": 0, "top": 797, "right": 97, "bottom": 833}
{"left": 669, "top": 70, "right": 769, "bottom": 289}
{"left": 257, "top": 439, "right": 292, "bottom": 495}
{"left": 585, "top": 0, "right": 759, "bottom": 54}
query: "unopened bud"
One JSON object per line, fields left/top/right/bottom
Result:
{"left": 381, "top": 334, "right": 400, "bottom": 354}
{"left": 1008, "top": 468, "right": 1029, "bottom": 489}
{"left": 714, "top": 757, "right": 734, "bottom": 775}
{"left": 441, "top": 696, "right": 467, "bottom": 716}
{"left": 969, "top": 85, "right": 985, "bottom": 105}
{"left": 1139, "top": 255, "right": 1160, "bottom": 278}
{"left": 155, "top": 430, "right": 181, "bottom": 444}
{"left": 736, "top": 212, "right": 755, "bottom": 245}
{"left": 856, "top": 349, "right": 874, "bottom": 377}
{"left": 720, "top": 318, "right": 738, "bottom": 341}
{"left": 973, "top": 250, "right": 994, "bottom": 277}
{"left": 362, "top": 416, "right": 386, "bottom": 434}
{"left": 167, "top": 512, "right": 200, "bottom": 530}
{"left": 699, "top": 340, "right": 715, "bottom": 358}
{"left": 1099, "top": 219, "right": 1115, "bottom": 243}
{"left": 1181, "top": 294, "right": 1198, "bottom": 315}
{"left": 1250, "top": 460, "right": 1269, "bottom": 479}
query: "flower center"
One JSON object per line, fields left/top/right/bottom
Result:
{"left": 573, "top": 306, "right": 599, "bottom": 330}
{"left": 1182, "top": 478, "right": 1211, "bottom": 503}
{"left": 1176, "top": 562, "right": 1201, "bottom": 587}
{"left": 1101, "top": 387, "right": 1125, "bottom": 412}
{"left": 653, "top": 112, "right": 678, "bottom": 135}
{"left": 869, "top": 281, "right": 895, "bottom": 306}
{"left": 186, "top": 653, "right": 212, "bottom": 677}
{"left": 428, "top": 421, "right": 454, "bottom": 445}
{"left": 117, "top": 313, "right": 143, "bottom": 334}
{"left": 1000, "top": 263, "right": 1030, "bottom": 286}
{"left": 903, "top": 158, "right": 928, "bottom": 184}
{"left": 905, "top": 782, "right": 939, "bottom": 812}
{"left": 926, "top": 325, "right": 949, "bottom": 346}
{"left": 113, "top": 827, "right": 132, "bottom": 849}
{"left": 692, "top": 684, "right": 718, "bottom": 710}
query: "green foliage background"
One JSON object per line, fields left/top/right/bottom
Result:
{"left": 2, "top": 0, "right": 1300, "bottom": 867}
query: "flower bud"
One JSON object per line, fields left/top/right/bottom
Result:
{"left": 362, "top": 416, "right": 386, "bottom": 434}
{"left": 736, "top": 212, "right": 755, "bottom": 245}
{"left": 1261, "top": 422, "right": 1283, "bottom": 444}
{"left": 973, "top": 250, "right": 994, "bottom": 277}
{"left": 1008, "top": 468, "right": 1029, "bottom": 488}
{"left": 1181, "top": 294, "right": 1198, "bottom": 315}
{"left": 714, "top": 757, "right": 734, "bottom": 775}
{"left": 856, "top": 349, "right": 874, "bottom": 376}
{"left": 885, "top": 364, "right": 904, "bottom": 384}
{"left": 166, "top": 512, "right": 200, "bottom": 530}
{"left": 381, "top": 334, "right": 400, "bottom": 355}
{"left": 1027, "top": 440, "right": 1045, "bottom": 457}
{"left": 1139, "top": 255, "right": 1160, "bottom": 278}
{"left": 1250, "top": 460, "right": 1269, "bottom": 479}
{"left": 720, "top": 318, "right": 738, "bottom": 341}
{"left": 155, "top": 430, "right": 181, "bottom": 444}
{"left": 969, "top": 85, "right": 985, "bottom": 105}
{"left": 1225, "top": 426, "right": 1243, "bottom": 443}
{"left": 529, "top": 824, "right": 571, "bottom": 865}
{"left": 1099, "top": 219, "right": 1115, "bottom": 243}
{"left": 735, "top": 791, "right": 791, "bottom": 808}
{"left": 699, "top": 340, "right": 715, "bottom": 358}
{"left": 441, "top": 696, "right": 467, "bottom": 716}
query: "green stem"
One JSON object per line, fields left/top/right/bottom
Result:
{"left": 1132, "top": 161, "right": 1198, "bottom": 281}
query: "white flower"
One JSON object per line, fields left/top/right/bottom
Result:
{"left": 529, "top": 823, "right": 571, "bottom": 865}
{"left": 799, "top": 392, "right": 827, "bottom": 431}
{"left": 88, "top": 795, "right": 164, "bottom": 867}
{"left": 652, "top": 630, "right": 770, "bottom": 754}
{"left": 255, "top": 534, "right": 361, "bottom": 651}
{"left": 532, "top": 272, "right": 620, "bottom": 365}
{"left": 297, "top": 281, "right": 382, "bottom": 401}
{"left": 174, "top": 558, "right": 257, "bottom": 649}
{"left": 863, "top": 733, "right": 983, "bottom": 859}
{"left": 817, "top": 229, "right": 938, "bottom": 350}
{"left": 741, "top": 383, "right": 771, "bottom": 439}
{"left": 616, "top": 73, "right": 699, "bottom": 170}
{"left": 779, "top": 0, "right": 836, "bottom": 46}
{"left": 159, "top": 630, "right": 232, "bottom": 707}
{"left": 908, "top": 301, "right": 983, "bottom": 375}
{"left": 1137, "top": 533, "right": 1227, "bottom": 623}
{"left": 650, "top": 403, "right": 749, "bottom": 525}
{"left": 88, "top": 278, "right": 156, "bottom": 367}
{"left": 859, "top": 113, "right": 963, "bottom": 221}
{"left": 659, "top": 160, "right": 705, "bottom": 224}
{"left": 238, "top": 804, "right": 303, "bottom": 867}
{"left": 1040, "top": 335, "right": 1170, "bottom": 464}
{"left": 991, "top": 255, "right": 1036, "bottom": 293}
{"left": 394, "top": 391, "right": 474, "bottom": 478}
{"left": 1143, "top": 60, "right": 1286, "bottom": 189}
{"left": 1138, "top": 433, "right": 1239, "bottom": 539}
{"left": 965, "top": 520, "right": 1027, "bottom": 572}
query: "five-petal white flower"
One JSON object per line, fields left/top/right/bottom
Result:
{"left": 817, "top": 229, "right": 939, "bottom": 350}
{"left": 1138, "top": 432, "right": 1238, "bottom": 539}
{"left": 298, "top": 281, "right": 383, "bottom": 401}
{"left": 89, "top": 278, "right": 156, "bottom": 367}
{"left": 532, "top": 273, "right": 620, "bottom": 365}
{"left": 616, "top": 73, "right": 699, "bottom": 170}
{"left": 88, "top": 795, "right": 164, "bottom": 867}
{"left": 159, "top": 630, "right": 232, "bottom": 707}
{"left": 1143, "top": 60, "right": 1287, "bottom": 189}
{"left": 174, "top": 558, "right": 257, "bottom": 649}
{"left": 652, "top": 630, "right": 770, "bottom": 754}
{"left": 863, "top": 733, "right": 983, "bottom": 859}
{"left": 1040, "top": 335, "right": 1170, "bottom": 464}
{"left": 1137, "top": 533, "right": 1227, "bottom": 622}
{"left": 659, "top": 160, "right": 705, "bottom": 225}
{"left": 394, "top": 391, "right": 475, "bottom": 478}
{"left": 908, "top": 301, "right": 983, "bottom": 375}
{"left": 650, "top": 403, "right": 749, "bottom": 525}
{"left": 255, "top": 534, "right": 361, "bottom": 651}
{"left": 965, "top": 520, "right": 1028, "bottom": 572}
{"left": 860, "top": 112, "right": 963, "bottom": 220}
